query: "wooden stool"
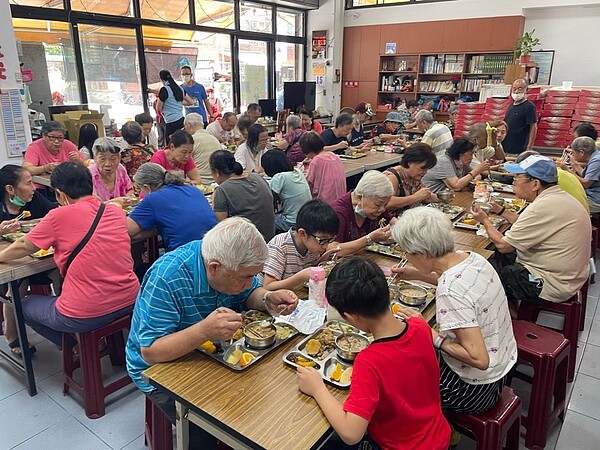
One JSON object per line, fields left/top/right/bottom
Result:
{"left": 517, "top": 291, "right": 581, "bottom": 382}
{"left": 510, "top": 320, "right": 569, "bottom": 450}
{"left": 62, "top": 313, "right": 133, "bottom": 419}
{"left": 145, "top": 396, "right": 173, "bottom": 450}
{"left": 446, "top": 386, "right": 521, "bottom": 450}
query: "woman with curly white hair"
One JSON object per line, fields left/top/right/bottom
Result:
{"left": 391, "top": 206, "right": 517, "bottom": 414}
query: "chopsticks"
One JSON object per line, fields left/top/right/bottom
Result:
{"left": 245, "top": 327, "right": 264, "bottom": 339}
{"left": 388, "top": 257, "right": 408, "bottom": 284}
{"left": 2, "top": 211, "right": 29, "bottom": 229}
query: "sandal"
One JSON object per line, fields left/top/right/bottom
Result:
{"left": 7, "top": 338, "right": 37, "bottom": 358}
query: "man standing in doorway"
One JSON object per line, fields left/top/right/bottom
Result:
{"left": 180, "top": 65, "right": 213, "bottom": 128}
{"left": 503, "top": 78, "right": 538, "bottom": 156}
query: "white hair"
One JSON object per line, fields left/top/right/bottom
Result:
{"left": 391, "top": 206, "right": 454, "bottom": 258}
{"left": 184, "top": 113, "right": 204, "bottom": 128}
{"left": 201, "top": 217, "right": 269, "bottom": 271}
{"left": 286, "top": 114, "right": 302, "bottom": 129}
{"left": 415, "top": 110, "right": 434, "bottom": 124}
{"left": 572, "top": 136, "right": 596, "bottom": 155}
{"left": 355, "top": 170, "right": 393, "bottom": 199}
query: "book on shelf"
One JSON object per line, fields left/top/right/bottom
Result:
{"left": 467, "top": 54, "right": 513, "bottom": 74}
{"left": 421, "top": 54, "right": 463, "bottom": 74}
{"left": 461, "top": 77, "right": 504, "bottom": 92}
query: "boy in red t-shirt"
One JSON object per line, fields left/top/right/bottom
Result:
{"left": 297, "top": 257, "right": 450, "bottom": 450}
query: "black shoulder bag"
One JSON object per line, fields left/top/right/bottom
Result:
{"left": 63, "top": 203, "right": 105, "bottom": 275}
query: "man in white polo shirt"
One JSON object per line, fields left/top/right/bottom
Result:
{"left": 416, "top": 110, "right": 453, "bottom": 156}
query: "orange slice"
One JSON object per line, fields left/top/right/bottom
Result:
{"left": 296, "top": 356, "right": 316, "bottom": 367}
{"left": 305, "top": 338, "right": 321, "bottom": 356}
{"left": 240, "top": 352, "right": 254, "bottom": 367}
{"left": 199, "top": 340, "right": 216, "bottom": 354}
{"left": 391, "top": 303, "right": 401, "bottom": 315}
{"left": 330, "top": 363, "right": 342, "bottom": 382}
{"left": 340, "top": 367, "right": 353, "bottom": 384}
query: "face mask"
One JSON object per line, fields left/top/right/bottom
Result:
{"left": 182, "top": 75, "right": 192, "bottom": 83}
{"left": 511, "top": 92, "right": 525, "bottom": 102}
{"left": 9, "top": 195, "right": 26, "bottom": 207}
{"left": 354, "top": 198, "right": 367, "bottom": 218}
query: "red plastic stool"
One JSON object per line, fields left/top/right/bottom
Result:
{"left": 62, "top": 313, "right": 133, "bottom": 419}
{"left": 517, "top": 291, "right": 581, "bottom": 382}
{"left": 510, "top": 320, "right": 569, "bottom": 450}
{"left": 446, "top": 386, "right": 521, "bottom": 450}
{"left": 144, "top": 396, "right": 173, "bottom": 450}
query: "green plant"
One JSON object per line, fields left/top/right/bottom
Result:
{"left": 514, "top": 29, "right": 541, "bottom": 60}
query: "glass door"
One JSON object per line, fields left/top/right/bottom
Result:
{"left": 238, "top": 39, "right": 269, "bottom": 113}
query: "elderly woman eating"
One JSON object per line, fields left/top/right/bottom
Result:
{"left": 88, "top": 137, "right": 134, "bottom": 202}
{"left": 422, "top": 137, "right": 491, "bottom": 193}
{"left": 331, "top": 170, "right": 396, "bottom": 256}
{"left": 391, "top": 206, "right": 517, "bottom": 413}
{"left": 384, "top": 143, "right": 437, "bottom": 213}
{"left": 128, "top": 163, "right": 217, "bottom": 252}
{"left": 0, "top": 162, "right": 139, "bottom": 348}
{"left": 150, "top": 129, "right": 201, "bottom": 184}
{"left": 277, "top": 115, "right": 306, "bottom": 164}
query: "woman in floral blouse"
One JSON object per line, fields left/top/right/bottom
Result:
{"left": 120, "top": 121, "right": 155, "bottom": 180}
{"left": 384, "top": 143, "right": 437, "bottom": 214}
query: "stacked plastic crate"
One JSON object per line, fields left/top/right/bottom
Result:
{"left": 454, "top": 102, "right": 485, "bottom": 137}
{"left": 572, "top": 89, "right": 600, "bottom": 133}
{"left": 537, "top": 90, "right": 579, "bottom": 148}
{"left": 481, "top": 98, "right": 512, "bottom": 123}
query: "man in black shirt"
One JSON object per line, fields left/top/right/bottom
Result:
{"left": 503, "top": 78, "right": 538, "bottom": 155}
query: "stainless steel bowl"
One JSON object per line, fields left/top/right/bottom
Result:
{"left": 438, "top": 189, "right": 454, "bottom": 204}
{"left": 335, "top": 333, "right": 369, "bottom": 362}
{"left": 243, "top": 321, "right": 277, "bottom": 349}
{"left": 242, "top": 310, "right": 273, "bottom": 326}
{"left": 472, "top": 201, "right": 492, "bottom": 214}
{"left": 20, "top": 222, "right": 37, "bottom": 233}
{"left": 492, "top": 197, "right": 506, "bottom": 207}
{"left": 397, "top": 285, "right": 428, "bottom": 306}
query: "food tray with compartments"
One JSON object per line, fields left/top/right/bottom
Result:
{"left": 30, "top": 248, "right": 54, "bottom": 259}
{"left": 426, "top": 203, "right": 465, "bottom": 221}
{"left": 495, "top": 197, "right": 527, "bottom": 214}
{"left": 389, "top": 280, "right": 436, "bottom": 315}
{"left": 196, "top": 322, "right": 299, "bottom": 371}
{"left": 338, "top": 152, "right": 367, "bottom": 159}
{"left": 365, "top": 243, "right": 407, "bottom": 260}
{"left": 2, "top": 232, "right": 26, "bottom": 242}
{"left": 474, "top": 181, "right": 515, "bottom": 194}
{"left": 282, "top": 320, "right": 371, "bottom": 389}
{"left": 453, "top": 214, "right": 505, "bottom": 231}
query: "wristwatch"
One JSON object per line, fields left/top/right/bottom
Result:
{"left": 433, "top": 335, "right": 446, "bottom": 350}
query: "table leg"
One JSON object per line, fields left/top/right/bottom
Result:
{"left": 176, "top": 401, "right": 189, "bottom": 450}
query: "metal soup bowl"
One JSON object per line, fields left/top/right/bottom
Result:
{"left": 397, "top": 285, "right": 428, "bottom": 306}
{"left": 243, "top": 321, "right": 277, "bottom": 349}
{"left": 438, "top": 190, "right": 454, "bottom": 204}
{"left": 335, "top": 333, "right": 369, "bottom": 362}
{"left": 472, "top": 201, "right": 492, "bottom": 214}
{"left": 492, "top": 197, "right": 505, "bottom": 207}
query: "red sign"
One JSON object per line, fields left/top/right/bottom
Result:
{"left": 344, "top": 81, "right": 359, "bottom": 88}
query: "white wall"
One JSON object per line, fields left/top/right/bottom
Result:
{"left": 306, "top": 0, "right": 600, "bottom": 113}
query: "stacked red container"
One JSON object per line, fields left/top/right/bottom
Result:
{"left": 572, "top": 89, "right": 600, "bottom": 132}
{"left": 536, "top": 89, "right": 580, "bottom": 148}
{"left": 454, "top": 102, "right": 485, "bottom": 137}
{"left": 481, "top": 98, "right": 511, "bottom": 123}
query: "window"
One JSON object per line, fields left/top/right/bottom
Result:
{"left": 195, "top": 0, "right": 235, "bottom": 29}
{"left": 240, "top": 2, "right": 272, "bottom": 34}
{"left": 12, "top": 18, "right": 81, "bottom": 109}
{"left": 238, "top": 39, "right": 268, "bottom": 111}
{"left": 141, "top": 0, "right": 190, "bottom": 24}
{"left": 143, "top": 26, "right": 234, "bottom": 114}
{"left": 276, "top": 9, "right": 303, "bottom": 37}
{"left": 9, "top": 0, "right": 62, "bottom": 8}
{"left": 347, "top": 0, "right": 451, "bottom": 7}
{"left": 78, "top": 25, "right": 142, "bottom": 126}
{"left": 276, "top": 43, "right": 303, "bottom": 110}
{"left": 71, "top": 0, "right": 133, "bottom": 16}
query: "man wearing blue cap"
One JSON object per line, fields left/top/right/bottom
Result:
{"left": 471, "top": 154, "right": 591, "bottom": 304}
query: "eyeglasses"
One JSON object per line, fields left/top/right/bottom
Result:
{"left": 45, "top": 135, "right": 65, "bottom": 141}
{"left": 309, "top": 233, "right": 335, "bottom": 246}
{"left": 512, "top": 175, "right": 533, "bottom": 185}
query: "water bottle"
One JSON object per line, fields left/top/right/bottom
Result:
{"left": 308, "top": 267, "right": 327, "bottom": 308}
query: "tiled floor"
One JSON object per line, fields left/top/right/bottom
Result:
{"left": 2, "top": 281, "right": 600, "bottom": 449}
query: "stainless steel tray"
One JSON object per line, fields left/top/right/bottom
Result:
{"left": 2, "top": 232, "right": 26, "bottom": 242}
{"left": 495, "top": 197, "right": 527, "bottom": 214}
{"left": 339, "top": 152, "right": 367, "bottom": 159}
{"left": 282, "top": 320, "right": 371, "bottom": 389}
{"left": 389, "top": 280, "right": 436, "bottom": 315}
{"left": 197, "top": 323, "right": 299, "bottom": 371}
{"left": 365, "top": 243, "right": 407, "bottom": 260}
{"left": 453, "top": 215, "right": 505, "bottom": 231}
{"left": 426, "top": 203, "right": 465, "bottom": 221}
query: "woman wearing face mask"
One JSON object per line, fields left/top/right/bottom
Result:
{"left": 422, "top": 137, "right": 490, "bottom": 193}
{"left": 0, "top": 162, "right": 139, "bottom": 350}
{"left": 0, "top": 164, "right": 59, "bottom": 356}
{"left": 88, "top": 138, "right": 134, "bottom": 202}
{"left": 153, "top": 70, "right": 194, "bottom": 139}
{"left": 384, "top": 143, "right": 437, "bottom": 212}
{"left": 329, "top": 170, "right": 397, "bottom": 256}
{"left": 234, "top": 123, "right": 269, "bottom": 174}
{"left": 150, "top": 129, "right": 201, "bottom": 184}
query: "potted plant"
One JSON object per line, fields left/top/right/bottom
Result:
{"left": 514, "top": 29, "right": 541, "bottom": 63}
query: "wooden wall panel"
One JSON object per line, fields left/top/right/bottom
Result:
{"left": 490, "top": 16, "right": 525, "bottom": 50}
{"left": 356, "top": 81, "right": 378, "bottom": 110}
{"left": 358, "top": 26, "right": 381, "bottom": 82}
{"left": 379, "top": 24, "right": 403, "bottom": 54}
{"left": 442, "top": 20, "right": 469, "bottom": 52}
{"left": 341, "top": 86, "right": 359, "bottom": 110}
{"left": 343, "top": 27, "right": 362, "bottom": 81}
{"left": 418, "top": 23, "right": 444, "bottom": 53}
{"left": 396, "top": 23, "right": 422, "bottom": 53}
{"left": 466, "top": 18, "right": 493, "bottom": 52}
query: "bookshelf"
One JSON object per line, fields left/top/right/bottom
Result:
{"left": 376, "top": 52, "right": 513, "bottom": 120}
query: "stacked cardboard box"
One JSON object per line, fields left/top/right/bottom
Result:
{"left": 536, "top": 90, "right": 580, "bottom": 148}
{"left": 572, "top": 89, "right": 600, "bottom": 131}
{"left": 481, "top": 98, "right": 511, "bottom": 122}
{"left": 52, "top": 110, "right": 105, "bottom": 144}
{"left": 454, "top": 102, "right": 485, "bottom": 137}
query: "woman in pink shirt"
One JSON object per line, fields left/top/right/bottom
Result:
{"left": 88, "top": 137, "right": 134, "bottom": 202}
{"left": 0, "top": 162, "right": 139, "bottom": 348}
{"left": 300, "top": 131, "right": 346, "bottom": 205}
{"left": 150, "top": 130, "right": 201, "bottom": 184}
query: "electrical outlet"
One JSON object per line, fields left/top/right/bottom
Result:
{"left": 322, "top": 89, "right": 326, "bottom": 96}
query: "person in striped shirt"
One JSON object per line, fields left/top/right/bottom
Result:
{"left": 262, "top": 199, "right": 339, "bottom": 290}
{"left": 126, "top": 217, "right": 298, "bottom": 449}
{"left": 416, "top": 110, "right": 453, "bottom": 157}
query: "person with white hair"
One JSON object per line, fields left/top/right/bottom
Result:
{"left": 277, "top": 114, "right": 306, "bottom": 164}
{"left": 391, "top": 206, "right": 517, "bottom": 414}
{"left": 415, "top": 109, "right": 453, "bottom": 156}
{"left": 183, "top": 112, "right": 222, "bottom": 185}
{"left": 557, "top": 136, "right": 600, "bottom": 213}
{"left": 87, "top": 137, "right": 134, "bottom": 202}
{"left": 126, "top": 216, "right": 298, "bottom": 449}
{"left": 330, "top": 170, "right": 396, "bottom": 255}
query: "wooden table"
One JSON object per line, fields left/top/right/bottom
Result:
{"left": 143, "top": 338, "right": 347, "bottom": 450}
{"left": 0, "top": 240, "right": 57, "bottom": 396}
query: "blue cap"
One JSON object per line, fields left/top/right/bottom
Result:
{"left": 503, "top": 155, "right": 557, "bottom": 183}
{"left": 385, "top": 111, "right": 403, "bottom": 123}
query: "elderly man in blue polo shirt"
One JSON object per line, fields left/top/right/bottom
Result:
{"left": 126, "top": 216, "right": 298, "bottom": 449}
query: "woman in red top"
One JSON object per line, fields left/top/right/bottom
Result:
{"left": 0, "top": 162, "right": 139, "bottom": 348}
{"left": 299, "top": 107, "right": 323, "bottom": 134}
{"left": 150, "top": 130, "right": 202, "bottom": 184}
